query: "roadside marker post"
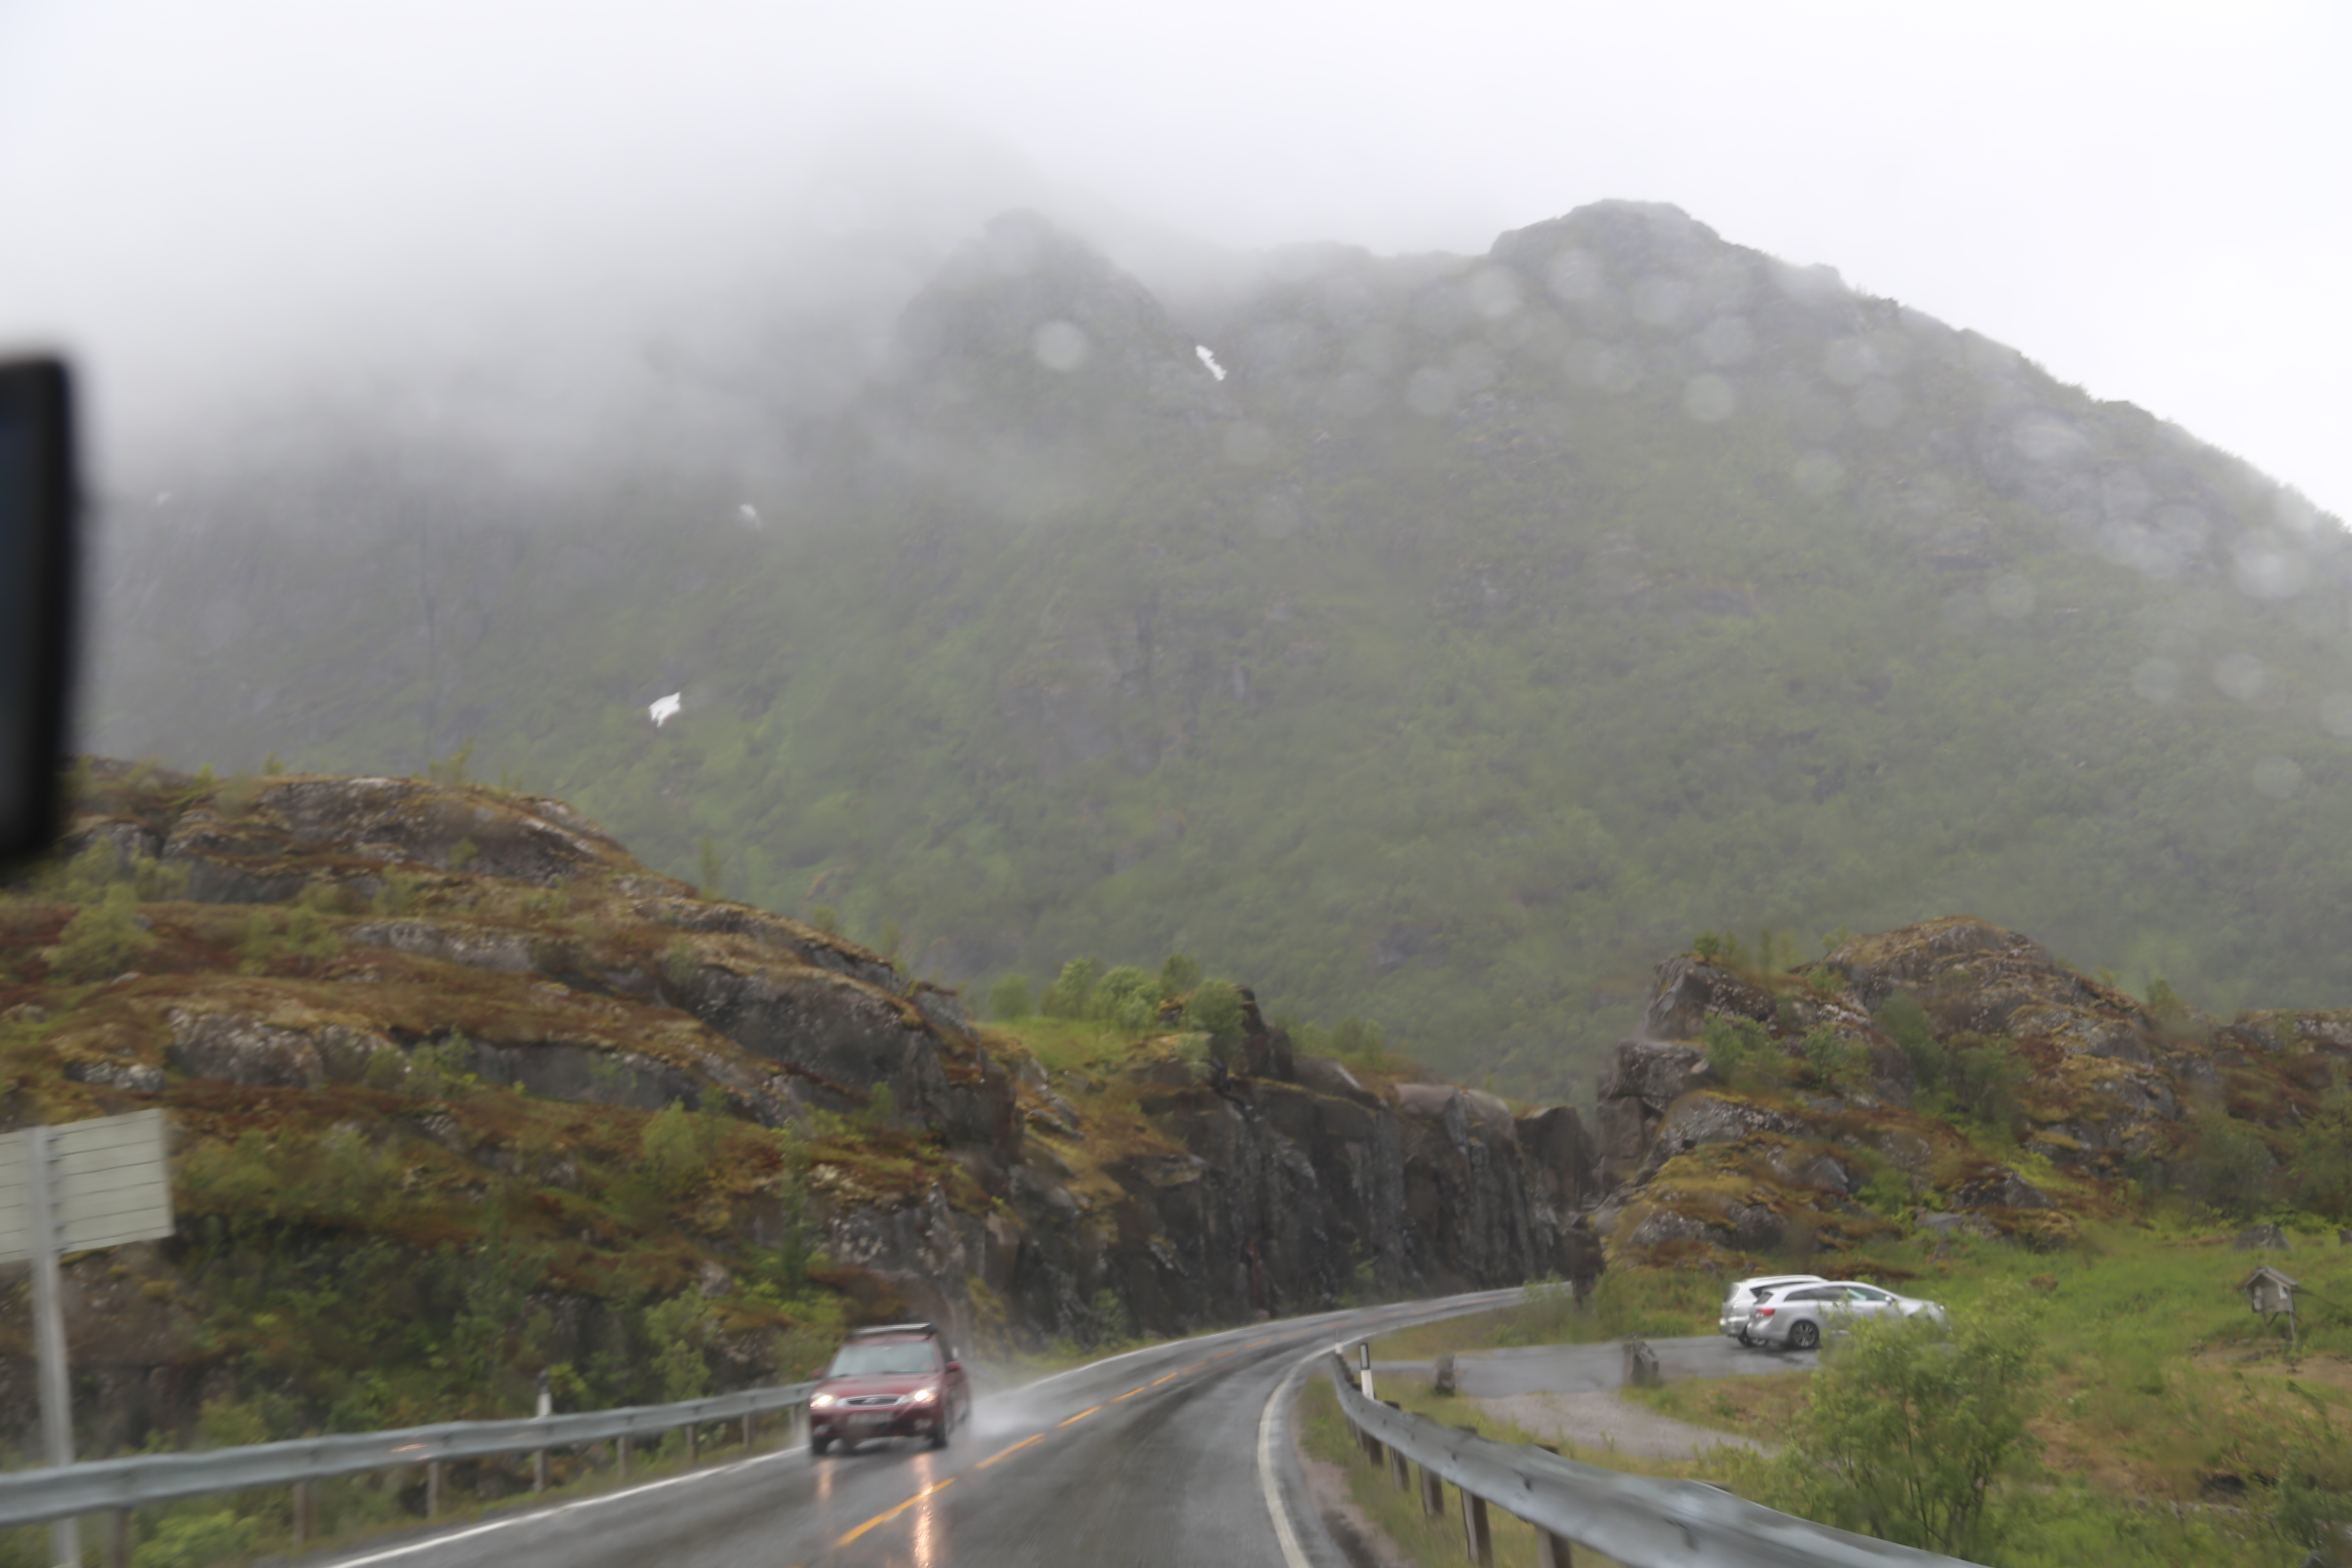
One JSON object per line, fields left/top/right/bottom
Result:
{"left": 0, "top": 1111, "right": 176, "bottom": 1568}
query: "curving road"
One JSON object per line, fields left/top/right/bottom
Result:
{"left": 310, "top": 1290, "right": 1520, "bottom": 1568}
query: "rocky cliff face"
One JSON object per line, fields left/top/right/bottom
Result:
{"left": 1590, "top": 915, "right": 2345, "bottom": 1265}
{"left": 0, "top": 763, "right": 1597, "bottom": 1457}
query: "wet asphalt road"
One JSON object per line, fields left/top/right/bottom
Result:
{"left": 1373, "top": 1333, "right": 1817, "bottom": 1396}
{"left": 308, "top": 1290, "right": 1519, "bottom": 1568}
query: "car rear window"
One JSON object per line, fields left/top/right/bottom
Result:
{"left": 828, "top": 1339, "right": 939, "bottom": 1376}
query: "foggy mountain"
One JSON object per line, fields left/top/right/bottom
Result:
{"left": 81, "top": 199, "right": 2351, "bottom": 1096}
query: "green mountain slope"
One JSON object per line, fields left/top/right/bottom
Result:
{"left": 84, "top": 202, "right": 2352, "bottom": 1095}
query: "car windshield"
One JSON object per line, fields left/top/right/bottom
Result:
{"left": 828, "top": 1341, "right": 937, "bottom": 1377}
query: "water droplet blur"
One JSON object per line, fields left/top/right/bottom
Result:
{"left": 2213, "top": 652, "right": 2269, "bottom": 702}
{"left": 737, "top": 502, "right": 762, "bottom": 530}
{"left": 2252, "top": 756, "right": 2305, "bottom": 800}
{"left": 1682, "top": 374, "right": 1737, "bottom": 424}
{"left": 2323, "top": 692, "right": 2352, "bottom": 739}
{"left": 2132, "top": 658, "right": 2181, "bottom": 703}
{"left": 1852, "top": 378, "right": 1906, "bottom": 430}
{"left": 1545, "top": 248, "right": 1604, "bottom": 304}
{"left": 1195, "top": 345, "right": 1227, "bottom": 381}
{"left": 1943, "top": 589, "right": 1990, "bottom": 635}
{"left": 1222, "top": 423, "right": 1272, "bottom": 466}
{"left": 1822, "top": 337, "right": 1878, "bottom": 387}
{"left": 1406, "top": 366, "right": 1457, "bottom": 417}
{"left": 1253, "top": 493, "right": 1300, "bottom": 539}
{"left": 1032, "top": 320, "right": 1089, "bottom": 372}
{"left": 1985, "top": 574, "right": 2036, "bottom": 619}
{"left": 1564, "top": 341, "right": 1640, "bottom": 395}
{"left": 1631, "top": 274, "right": 1690, "bottom": 328}
{"left": 1466, "top": 267, "right": 1522, "bottom": 321}
{"left": 1694, "top": 315, "right": 1755, "bottom": 367}
{"left": 1792, "top": 450, "right": 1847, "bottom": 497}
{"left": 2011, "top": 414, "right": 2090, "bottom": 464}
{"left": 2232, "top": 539, "right": 2308, "bottom": 600}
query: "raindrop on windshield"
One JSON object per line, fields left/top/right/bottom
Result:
{"left": 1682, "top": 374, "right": 1737, "bottom": 424}
{"left": 1032, "top": 321, "right": 1090, "bottom": 372}
{"left": 1792, "top": 450, "right": 1847, "bottom": 496}
{"left": 2213, "top": 653, "right": 2269, "bottom": 702}
{"left": 2322, "top": 693, "right": 2352, "bottom": 740}
{"left": 2132, "top": 659, "right": 2181, "bottom": 703}
{"left": 1985, "top": 575, "right": 2036, "bottom": 619}
{"left": 2252, "top": 756, "right": 2305, "bottom": 800}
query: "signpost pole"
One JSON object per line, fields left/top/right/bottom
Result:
{"left": 26, "top": 1126, "right": 81, "bottom": 1568}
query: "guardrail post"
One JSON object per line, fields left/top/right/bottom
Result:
{"left": 741, "top": 1412, "right": 754, "bottom": 1452}
{"left": 618, "top": 1435, "right": 632, "bottom": 1481}
{"left": 427, "top": 1460, "right": 444, "bottom": 1520}
{"left": 103, "top": 1509, "right": 128, "bottom": 1568}
{"left": 292, "top": 1480, "right": 312, "bottom": 1547}
{"left": 534, "top": 1447, "right": 548, "bottom": 1493}
{"left": 1532, "top": 1523, "right": 1574, "bottom": 1567}
{"left": 1387, "top": 1442, "right": 1409, "bottom": 1491}
{"left": 1459, "top": 1486, "right": 1493, "bottom": 1567}
{"left": 1418, "top": 1460, "right": 1444, "bottom": 1519}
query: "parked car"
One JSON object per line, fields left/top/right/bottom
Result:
{"left": 1719, "top": 1274, "right": 1828, "bottom": 1345}
{"left": 809, "top": 1322, "right": 971, "bottom": 1454}
{"left": 1746, "top": 1281, "right": 1948, "bottom": 1351}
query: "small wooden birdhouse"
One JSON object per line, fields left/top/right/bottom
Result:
{"left": 2239, "top": 1265, "right": 2300, "bottom": 1340}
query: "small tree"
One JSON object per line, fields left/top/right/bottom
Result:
{"left": 1092, "top": 965, "right": 1159, "bottom": 1029}
{"left": 1755, "top": 1286, "right": 2043, "bottom": 1556}
{"left": 1158, "top": 952, "right": 1203, "bottom": 997}
{"left": 1183, "top": 978, "right": 1246, "bottom": 1041}
{"left": 1702, "top": 1014, "right": 1775, "bottom": 1083}
{"left": 43, "top": 885, "right": 156, "bottom": 979}
{"left": 1041, "top": 957, "right": 1102, "bottom": 1019}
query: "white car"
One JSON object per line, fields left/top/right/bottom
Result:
{"left": 1719, "top": 1274, "right": 1828, "bottom": 1345}
{"left": 1746, "top": 1280, "right": 1948, "bottom": 1351}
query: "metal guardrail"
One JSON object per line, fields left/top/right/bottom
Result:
{"left": 0, "top": 1380, "right": 815, "bottom": 1531}
{"left": 1325, "top": 1352, "right": 1974, "bottom": 1568}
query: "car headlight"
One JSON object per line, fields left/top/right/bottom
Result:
{"left": 910, "top": 1386, "right": 938, "bottom": 1404}
{"left": 811, "top": 1394, "right": 835, "bottom": 1409}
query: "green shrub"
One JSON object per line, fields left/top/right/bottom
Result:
{"left": 1183, "top": 978, "right": 1246, "bottom": 1041}
{"left": 1874, "top": 991, "right": 1945, "bottom": 1098}
{"left": 1701, "top": 1013, "right": 1776, "bottom": 1083}
{"left": 1330, "top": 1016, "right": 1385, "bottom": 1064}
{"left": 1799, "top": 1025, "right": 1871, "bottom": 1092}
{"left": 1158, "top": 952, "right": 1202, "bottom": 996}
{"left": 1041, "top": 957, "right": 1102, "bottom": 1019}
{"left": 133, "top": 1509, "right": 262, "bottom": 1568}
{"left": 640, "top": 1100, "right": 707, "bottom": 1190}
{"left": 43, "top": 885, "right": 156, "bottom": 979}
{"left": 1732, "top": 1285, "right": 2044, "bottom": 1556}
{"left": 986, "top": 973, "right": 1033, "bottom": 1020}
{"left": 1091, "top": 965, "right": 1160, "bottom": 1029}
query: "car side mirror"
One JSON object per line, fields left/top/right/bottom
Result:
{"left": 946, "top": 1360, "right": 962, "bottom": 1373}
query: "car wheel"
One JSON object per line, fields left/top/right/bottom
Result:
{"left": 1789, "top": 1321, "right": 1821, "bottom": 1351}
{"left": 1736, "top": 1328, "right": 1752, "bottom": 1347}
{"left": 928, "top": 1416, "right": 950, "bottom": 1450}
{"left": 811, "top": 1433, "right": 833, "bottom": 1457}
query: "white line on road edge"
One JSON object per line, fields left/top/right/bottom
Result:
{"left": 1258, "top": 1346, "right": 1326, "bottom": 1568}
{"left": 321, "top": 1446, "right": 799, "bottom": 1567}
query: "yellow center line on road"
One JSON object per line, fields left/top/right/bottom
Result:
{"left": 1181, "top": 1361, "right": 1208, "bottom": 1373}
{"left": 1151, "top": 1371, "right": 1177, "bottom": 1385}
{"left": 834, "top": 1476, "right": 955, "bottom": 1547}
{"left": 1112, "top": 1384, "right": 1148, "bottom": 1401}
{"left": 975, "top": 1434, "right": 1043, "bottom": 1470}
{"left": 1246, "top": 1337, "right": 1274, "bottom": 1348}
{"left": 1058, "top": 1405, "right": 1101, "bottom": 1427}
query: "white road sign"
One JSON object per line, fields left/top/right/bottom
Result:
{"left": 0, "top": 1109, "right": 173, "bottom": 1262}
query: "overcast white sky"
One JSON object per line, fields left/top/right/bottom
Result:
{"left": 1, "top": 0, "right": 2345, "bottom": 514}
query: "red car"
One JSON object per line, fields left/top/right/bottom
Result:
{"left": 808, "top": 1323, "right": 970, "bottom": 1454}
